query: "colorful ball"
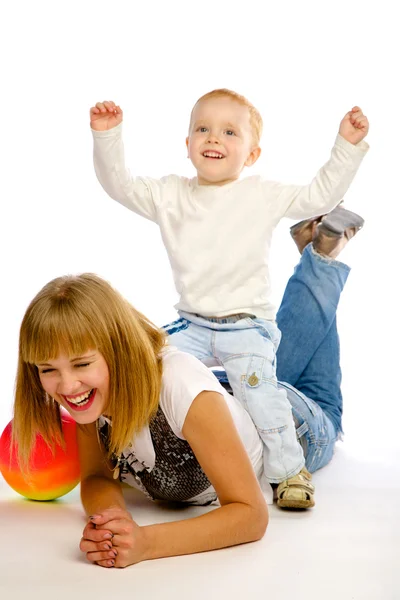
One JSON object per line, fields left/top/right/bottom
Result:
{"left": 0, "top": 411, "right": 80, "bottom": 501}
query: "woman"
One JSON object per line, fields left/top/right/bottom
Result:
{"left": 12, "top": 209, "right": 362, "bottom": 568}
{"left": 14, "top": 274, "right": 268, "bottom": 568}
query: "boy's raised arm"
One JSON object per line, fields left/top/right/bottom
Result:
{"left": 265, "top": 106, "right": 370, "bottom": 221}
{"left": 90, "top": 100, "right": 159, "bottom": 222}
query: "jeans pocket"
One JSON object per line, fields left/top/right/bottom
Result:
{"left": 244, "top": 355, "right": 265, "bottom": 389}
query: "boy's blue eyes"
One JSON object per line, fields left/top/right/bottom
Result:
{"left": 197, "top": 127, "right": 236, "bottom": 136}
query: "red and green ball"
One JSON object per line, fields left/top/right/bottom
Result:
{"left": 0, "top": 411, "right": 80, "bottom": 501}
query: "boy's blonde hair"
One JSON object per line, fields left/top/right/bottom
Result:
{"left": 190, "top": 88, "right": 263, "bottom": 145}
{"left": 13, "top": 273, "right": 166, "bottom": 469}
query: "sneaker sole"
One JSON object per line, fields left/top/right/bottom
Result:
{"left": 320, "top": 207, "right": 364, "bottom": 236}
{"left": 277, "top": 497, "right": 315, "bottom": 509}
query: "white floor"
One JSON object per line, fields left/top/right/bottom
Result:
{"left": 1, "top": 438, "right": 399, "bottom": 600}
{"left": 2, "top": 213, "right": 399, "bottom": 598}
{"left": 1, "top": 2, "right": 400, "bottom": 597}
{"left": 2, "top": 211, "right": 399, "bottom": 598}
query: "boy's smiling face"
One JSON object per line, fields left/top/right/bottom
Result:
{"left": 186, "top": 96, "right": 261, "bottom": 186}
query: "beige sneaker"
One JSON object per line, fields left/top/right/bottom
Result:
{"left": 290, "top": 202, "right": 364, "bottom": 258}
{"left": 275, "top": 467, "right": 315, "bottom": 509}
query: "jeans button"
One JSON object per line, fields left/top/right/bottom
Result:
{"left": 248, "top": 372, "right": 259, "bottom": 386}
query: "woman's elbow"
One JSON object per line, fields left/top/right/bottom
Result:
{"left": 256, "top": 503, "right": 269, "bottom": 539}
{"left": 246, "top": 499, "right": 269, "bottom": 542}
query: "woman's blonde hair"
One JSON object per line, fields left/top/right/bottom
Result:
{"left": 190, "top": 88, "right": 263, "bottom": 145}
{"left": 13, "top": 273, "right": 166, "bottom": 468}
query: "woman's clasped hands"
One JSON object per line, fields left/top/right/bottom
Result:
{"left": 80, "top": 507, "right": 148, "bottom": 568}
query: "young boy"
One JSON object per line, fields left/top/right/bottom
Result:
{"left": 90, "top": 89, "right": 369, "bottom": 508}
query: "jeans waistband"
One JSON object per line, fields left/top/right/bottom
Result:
{"left": 196, "top": 313, "right": 255, "bottom": 324}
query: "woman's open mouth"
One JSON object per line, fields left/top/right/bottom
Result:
{"left": 63, "top": 389, "right": 96, "bottom": 412}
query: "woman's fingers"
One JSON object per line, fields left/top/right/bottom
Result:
{"left": 87, "top": 548, "right": 118, "bottom": 565}
{"left": 82, "top": 521, "right": 114, "bottom": 543}
{"left": 89, "top": 507, "right": 132, "bottom": 527}
{"left": 82, "top": 511, "right": 142, "bottom": 568}
{"left": 80, "top": 538, "right": 116, "bottom": 554}
{"left": 80, "top": 537, "right": 118, "bottom": 567}
{"left": 96, "top": 558, "right": 117, "bottom": 568}
{"left": 89, "top": 520, "right": 135, "bottom": 547}
{"left": 80, "top": 538, "right": 113, "bottom": 552}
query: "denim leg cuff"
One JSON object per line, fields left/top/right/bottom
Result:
{"left": 308, "top": 244, "right": 351, "bottom": 274}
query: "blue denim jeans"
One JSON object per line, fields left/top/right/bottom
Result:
{"left": 211, "top": 244, "right": 349, "bottom": 474}
{"left": 164, "top": 319, "right": 305, "bottom": 484}
{"left": 276, "top": 245, "right": 349, "bottom": 436}
{"left": 164, "top": 243, "right": 350, "bottom": 477}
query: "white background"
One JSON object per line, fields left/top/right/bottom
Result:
{"left": 0, "top": 0, "right": 399, "bottom": 464}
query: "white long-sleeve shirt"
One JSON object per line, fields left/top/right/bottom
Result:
{"left": 92, "top": 124, "right": 369, "bottom": 318}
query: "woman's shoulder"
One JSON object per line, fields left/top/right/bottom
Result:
{"left": 159, "top": 345, "right": 225, "bottom": 435}
{"left": 161, "top": 345, "right": 221, "bottom": 393}
{"left": 162, "top": 344, "right": 208, "bottom": 368}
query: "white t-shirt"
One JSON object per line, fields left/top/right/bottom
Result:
{"left": 99, "top": 346, "right": 270, "bottom": 504}
{"left": 92, "top": 124, "right": 369, "bottom": 319}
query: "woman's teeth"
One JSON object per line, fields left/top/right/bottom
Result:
{"left": 66, "top": 390, "right": 93, "bottom": 406}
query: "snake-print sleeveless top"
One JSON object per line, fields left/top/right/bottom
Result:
{"left": 97, "top": 406, "right": 217, "bottom": 505}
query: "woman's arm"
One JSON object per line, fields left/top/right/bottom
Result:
{"left": 77, "top": 422, "right": 126, "bottom": 515}
{"left": 139, "top": 390, "right": 268, "bottom": 560}
{"left": 81, "top": 392, "right": 268, "bottom": 567}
